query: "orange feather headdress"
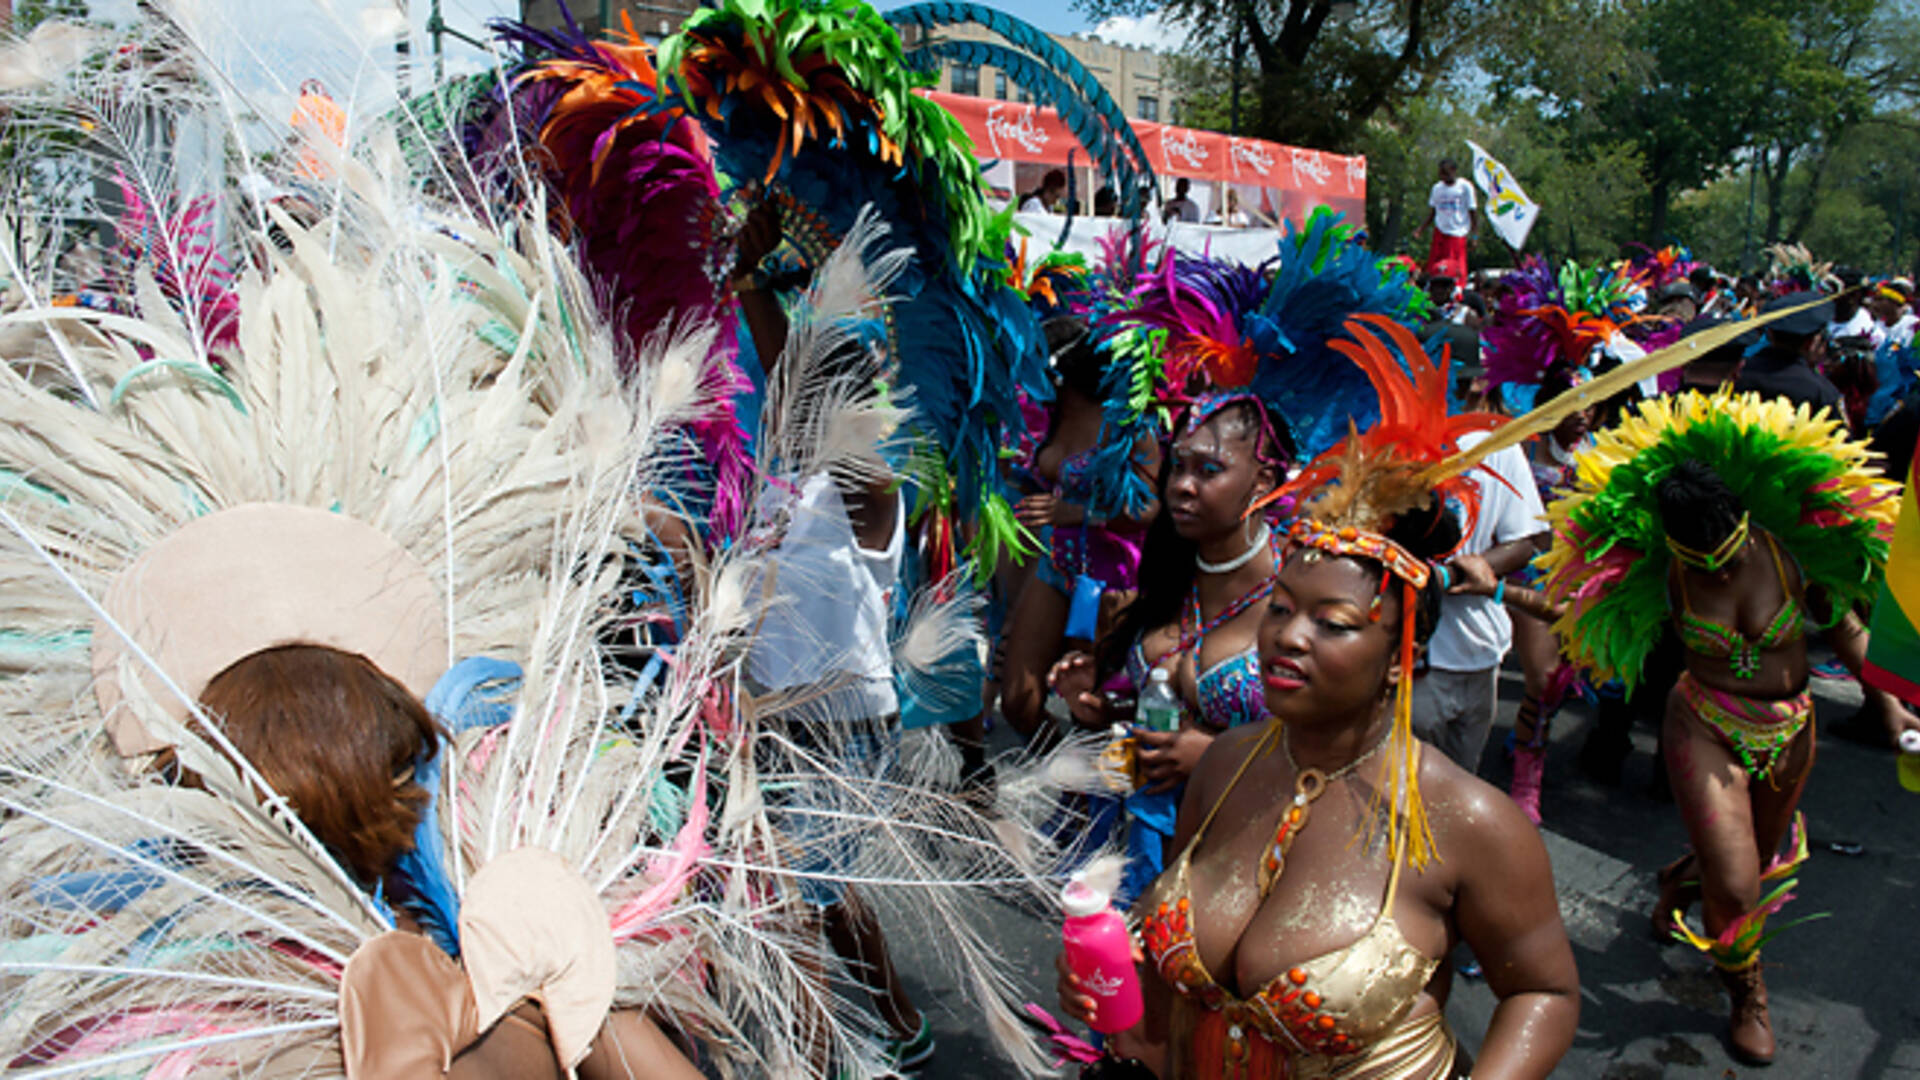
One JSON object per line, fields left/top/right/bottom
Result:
{"left": 1255, "top": 314, "right": 1505, "bottom": 871}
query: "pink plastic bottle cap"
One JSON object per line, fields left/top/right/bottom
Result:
{"left": 1061, "top": 877, "right": 1109, "bottom": 918}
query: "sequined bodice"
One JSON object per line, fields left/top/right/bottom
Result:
{"left": 1056, "top": 448, "right": 1097, "bottom": 502}
{"left": 1139, "top": 738, "right": 1445, "bottom": 1072}
{"left": 1128, "top": 644, "right": 1266, "bottom": 731}
{"left": 1670, "top": 532, "right": 1805, "bottom": 680}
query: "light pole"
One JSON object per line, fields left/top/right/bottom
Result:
{"left": 428, "top": 0, "right": 492, "bottom": 83}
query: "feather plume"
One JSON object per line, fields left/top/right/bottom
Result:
{"left": 1266, "top": 314, "right": 1503, "bottom": 532}
{"left": 0, "top": 8, "right": 1079, "bottom": 1077}
{"left": 1107, "top": 208, "right": 1424, "bottom": 463}
{"left": 659, "top": 0, "right": 1051, "bottom": 574}
{"left": 1536, "top": 390, "right": 1896, "bottom": 691}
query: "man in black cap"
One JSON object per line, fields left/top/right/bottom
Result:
{"left": 1734, "top": 291, "right": 1843, "bottom": 414}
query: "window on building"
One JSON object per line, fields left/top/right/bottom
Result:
{"left": 1137, "top": 95, "right": 1159, "bottom": 122}
{"left": 951, "top": 63, "right": 980, "bottom": 97}
{"left": 995, "top": 71, "right": 1008, "bottom": 100}
{"left": 1018, "top": 86, "right": 1033, "bottom": 105}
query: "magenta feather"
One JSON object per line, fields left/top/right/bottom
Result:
{"left": 112, "top": 168, "right": 240, "bottom": 357}
{"left": 500, "top": 18, "right": 755, "bottom": 537}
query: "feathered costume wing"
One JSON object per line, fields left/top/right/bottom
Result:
{"left": 488, "top": 13, "right": 757, "bottom": 542}
{"left": 0, "top": 13, "right": 1068, "bottom": 1078}
{"left": 0, "top": 42, "right": 763, "bottom": 1058}
{"left": 657, "top": 0, "right": 1049, "bottom": 575}
{"left": 1535, "top": 390, "right": 1899, "bottom": 691}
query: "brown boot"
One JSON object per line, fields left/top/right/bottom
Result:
{"left": 1650, "top": 854, "right": 1701, "bottom": 941}
{"left": 1718, "top": 961, "right": 1775, "bottom": 1065}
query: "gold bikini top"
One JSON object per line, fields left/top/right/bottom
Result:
{"left": 1140, "top": 732, "right": 1442, "bottom": 1061}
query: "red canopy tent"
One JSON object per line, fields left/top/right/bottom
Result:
{"left": 923, "top": 90, "right": 1366, "bottom": 231}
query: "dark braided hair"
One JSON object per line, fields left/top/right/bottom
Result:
{"left": 1381, "top": 501, "right": 1461, "bottom": 645}
{"left": 1656, "top": 458, "right": 1744, "bottom": 556}
{"left": 1044, "top": 316, "right": 1104, "bottom": 401}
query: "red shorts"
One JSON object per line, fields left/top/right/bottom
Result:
{"left": 1427, "top": 232, "right": 1468, "bottom": 279}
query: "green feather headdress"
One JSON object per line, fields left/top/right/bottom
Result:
{"left": 1537, "top": 391, "right": 1899, "bottom": 690}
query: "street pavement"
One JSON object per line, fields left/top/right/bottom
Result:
{"left": 889, "top": 662, "right": 1920, "bottom": 1079}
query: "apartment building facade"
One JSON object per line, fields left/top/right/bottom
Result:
{"left": 892, "top": 21, "right": 1169, "bottom": 126}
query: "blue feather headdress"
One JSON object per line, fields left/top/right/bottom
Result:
{"left": 659, "top": 0, "right": 1048, "bottom": 576}
{"left": 1100, "top": 208, "right": 1426, "bottom": 472}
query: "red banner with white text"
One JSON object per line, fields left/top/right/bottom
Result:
{"left": 923, "top": 90, "right": 1366, "bottom": 231}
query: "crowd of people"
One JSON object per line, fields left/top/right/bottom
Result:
{"left": 0, "top": 1, "right": 1914, "bottom": 1079}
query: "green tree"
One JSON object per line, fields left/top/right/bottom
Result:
{"left": 1354, "top": 95, "right": 1642, "bottom": 268}
{"left": 1625, "top": 0, "right": 1887, "bottom": 240}
{"left": 1077, "top": 0, "right": 1509, "bottom": 150}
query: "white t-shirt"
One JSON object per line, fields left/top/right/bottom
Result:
{"left": 1886, "top": 311, "right": 1918, "bottom": 350}
{"left": 1830, "top": 306, "right": 1883, "bottom": 346}
{"left": 1426, "top": 433, "right": 1547, "bottom": 672}
{"left": 746, "top": 473, "right": 903, "bottom": 720}
{"left": 1165, "top": 197, "right": 1202, "bottom": 224}
{"left": 1428, "top": 179, "right": 1477, "bottom": 238}
{"left": 1018, "top": 194, "right": 1049, "bottom": 213}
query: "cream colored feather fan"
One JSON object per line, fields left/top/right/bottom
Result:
{"left": 0, "top": 17, "right": 736, "bottom": 1076}
{"left": 0, "top": 11, "right": 1075, "bottom": 1080}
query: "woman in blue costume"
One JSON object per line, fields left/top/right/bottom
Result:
{"left": 1002, "top": 315, "right": 1160, "bottom": 747}
{"left": 1049, "top": 394, "right": 1286, "bottom": 901}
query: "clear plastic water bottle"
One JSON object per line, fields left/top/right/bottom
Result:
{"left": 1136, "top": 667, "right": 1182, "bottom": 733}
{"left": 1060, "top": 874, "right": 1144, "bottom": 1034}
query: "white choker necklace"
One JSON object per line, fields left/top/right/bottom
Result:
{"left": 1196, "top": 522, "right": 1271, "bottom": 574}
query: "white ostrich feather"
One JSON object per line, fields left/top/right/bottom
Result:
{"left": 0, "top": 20, "right": 100, "bottom": 91}
{"left": 0, "top": 7, "right": 1086, "bottom": 1078}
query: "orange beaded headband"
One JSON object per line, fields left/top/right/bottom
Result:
{"left": 1287, "top": 519, "right": 1432, "bottom": 590}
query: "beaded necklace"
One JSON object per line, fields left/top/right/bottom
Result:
{"left": 1256, "top": 721, "right": 1393, "bottom": 899}
{"left": 1176, "top": 531, "right": 1283, "bottom": 657}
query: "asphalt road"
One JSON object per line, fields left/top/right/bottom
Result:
{"left": 887, "top": 662, "right": 1920, "bottom": 1080}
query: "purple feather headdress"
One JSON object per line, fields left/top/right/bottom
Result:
{"left": 497, "top": 14, "right": 755, "bottom": 538}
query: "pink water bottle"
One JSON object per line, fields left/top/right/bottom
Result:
{"left": 1060, "top": 875, "right": 1144, "bottom": 1034}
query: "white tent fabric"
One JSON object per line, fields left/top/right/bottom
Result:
{"left": 1003, "top": 208, "right": 1284, "bottom": 268}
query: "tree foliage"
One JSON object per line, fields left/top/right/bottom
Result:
{"left": 1076, "top": 0, "right": 1506, "bottom": 149}
{"left": 1133, "top": 0, "right": 1919, "bottom": 274}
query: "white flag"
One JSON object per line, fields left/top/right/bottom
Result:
{"left": 1467, "top": 140, "right": 1539, "bottom": 251}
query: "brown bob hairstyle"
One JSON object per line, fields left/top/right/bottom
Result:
{"left": 198, "top": 643, "right": 440, "bottom": 884}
